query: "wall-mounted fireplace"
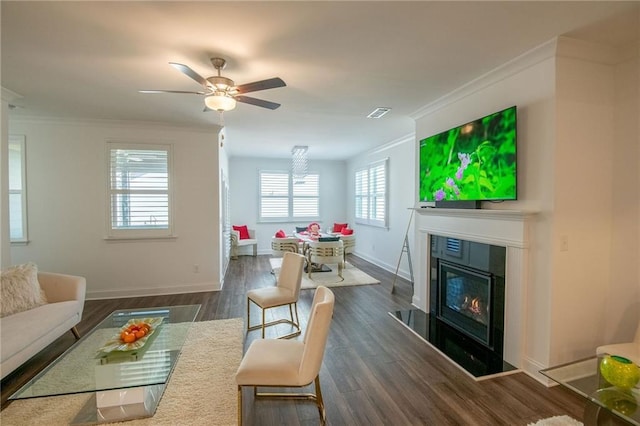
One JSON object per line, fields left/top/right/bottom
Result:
{"left": 430, "top": 235, "right": 506, "bottom": 358}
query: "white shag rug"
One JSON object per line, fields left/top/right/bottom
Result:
{"left": 0, "top": 318, "right": 244, "bottom": 426}
{"left": 527, "top": 415, "right": 584, "bottom": 426}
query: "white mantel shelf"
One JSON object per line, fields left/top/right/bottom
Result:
{"left": 414, "top": 207, "right": 535, "bottom": 221}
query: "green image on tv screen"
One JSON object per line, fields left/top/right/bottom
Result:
{"left": 419, "top": 106, "right": 517, "bottom": 202}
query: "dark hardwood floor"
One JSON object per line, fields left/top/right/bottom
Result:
{"left": 1, "top": 254, "right": 587, "bottom": 425}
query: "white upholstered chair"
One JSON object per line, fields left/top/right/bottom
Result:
{"left": 596, "top": 320, "right": 640, "bottom": 365}
{"left": 307, "top": 239, "right": 344, "bottom": 280}
{"left": 340, "top": 234, "right": 356, "bottom": 265}
{"left": 269, "top": 236, "right": 301, "bottom": 272}
{"left": 231, "top": 228, "right": 258, "bottom": 259}
{"left": 236, "top": 286, "right": 335, "bottom": 426}
{"left": 247, "top": 252, "right": 305, "bottom": 339}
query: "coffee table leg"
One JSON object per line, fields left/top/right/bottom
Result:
{"left": 584, "top": 400, "right": 629, "bottom": 426}
{"left": 71, "top": 383, "right": 165, "bottom": 425}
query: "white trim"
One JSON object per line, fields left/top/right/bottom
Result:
{"left": 8, "top": 135, "right": 28, "bottom": 243}
{"left": 105, "top": 141, "right": 174, "bottom": 239}
{"left": 411, "top": 38, "right": 557, "bottom": 119}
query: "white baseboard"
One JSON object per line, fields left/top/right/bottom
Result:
{"left": 87, "top": 281, "right": 220, "bottom": 300}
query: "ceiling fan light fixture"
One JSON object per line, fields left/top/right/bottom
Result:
{"left": 205, "top": 94, "right": 237, "bottom": 111}
{"left": 207, "top": 75, "right": 235, "bottom": 91}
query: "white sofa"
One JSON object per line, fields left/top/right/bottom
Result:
{"left": 0, "top": 272, "right": 86, "bottom": 379}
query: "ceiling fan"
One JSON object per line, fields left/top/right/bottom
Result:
{"left": 140, "top": 57, "right": 286, "bottom": 111}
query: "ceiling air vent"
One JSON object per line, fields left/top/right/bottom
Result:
{"left": 366, "top": 107, "right": 391, "bottom": 119}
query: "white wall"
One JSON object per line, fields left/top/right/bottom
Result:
{"left": 411, "top": 36, "right": 640, "bottom": 379}
{"left": 414, "top": 41, "right": 558, "bottom": 374}
{"left": 8, "top": 117, "right": 223, "bottom": 299}
{"left": 346, "top": 135, "right": 415, "bottom": 278}
{"left": 228, "top": 157, "right": 347, "bottom": 254}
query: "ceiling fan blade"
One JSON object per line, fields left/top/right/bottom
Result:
{"left": 139, "top": 90, "right": 207, "bottom": 95}
{"left": 235, "top": 77, "right": 286, "bottom": 94}
{"left": 169, "top": 62, "right": 208, "bottom": 88}
{"left": 235, "top": 95, "right": 281, "bottom": 110}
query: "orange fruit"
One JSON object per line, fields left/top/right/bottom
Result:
{"left": 134, "top": 330, "right": 146, "bottom": 339}
{"left": 122, "top": 332, "right": 136, "bottom": 343}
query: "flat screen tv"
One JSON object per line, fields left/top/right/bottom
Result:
{"left": 419, "top": 106, "right": 517, "bottom": 203}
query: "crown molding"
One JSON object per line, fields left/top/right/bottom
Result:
{"left": 1, "top": 87, "right": 23, "bottom": 103}
{"left": 411, "top": 38, "right": 558, "bottom": 120}
{"left": 7, "top": 114, "right": 221, "bottom": 134}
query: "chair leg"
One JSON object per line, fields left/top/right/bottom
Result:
{"left": 237, "top": 385, "right": 243, "bottom": 426}
{"left": 246, "top": 297, "right": 252, "bottom": 334}
{"left": 254, "top": 376, "right": 327, "bottom": 424}
{"left": 252, "top": 243, "right": 257, "bottom": 257}
{"left": 315, "top": 376, "right": 327, "bottom": 426}
{"left": 71, "top": 327, "right": 80, "bottom": 339}
{"left": 247, "top": 301, "right": 301, "bottom": 339}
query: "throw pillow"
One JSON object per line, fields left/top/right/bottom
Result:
{"left": 341, "top": 228, "right": 354, "bottom": 235}
{"left": 295, "top": 226, "right": 308, "bottom": 233}
{"left": 275, "top": 230, "right": 286, "bottom": 238}
{"left": 333, "top": 222, "right": 348, "bottom": 233}
{"left": 232, "top": 225, "right": 251, "bottom": 240}
{"left": 318, "top": 236, "right": 340, "bottom": 242}
{"left": 1, "top": 262, "right": 48, "bottom": 318}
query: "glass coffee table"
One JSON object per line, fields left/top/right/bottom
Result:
{"left": 10, "top": 304, "right": 200, "bottom": 425}
{"left": 540, "top": 356, "right": 639, "bottom": 426}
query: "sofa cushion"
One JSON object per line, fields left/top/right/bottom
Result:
{"left": 1, "top": 263, "right": 47, "bottom": 318}
{"left": 0, "top": 300, "right": 79, "bottom": 363}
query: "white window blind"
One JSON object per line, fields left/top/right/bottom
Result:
{"left": 9, "top": 135, "right": 28, "bottom": 242}
{"left": 107, "top": 143, "right": 173, "bottom": 238}
{"left": 260, "top": 171, "right": 319, "bottom": 221}
{"left": 355, "top": 158, "right": 388, "bottom": 228}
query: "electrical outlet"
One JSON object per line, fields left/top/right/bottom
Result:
{"left": 193, "top": 264, "right": 200, "bottom": 273}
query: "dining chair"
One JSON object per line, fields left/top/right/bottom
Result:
{"left": 340, "top": 234, "right": 356, "bottom": 266}
{"left": 236, "top": 286, "right": 335, "bottom": 426}
{"left": 247, "top": 251, "right": 305, "bottom": 339}
{"left": 269, "top": 236, "right": 301, "bottom": 272}
{"left": 307, "top": 239, "right": 344, "bottom": 280}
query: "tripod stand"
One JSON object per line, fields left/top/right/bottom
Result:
{"left": 391, "top": 209, "right": 414, "bottom": 294}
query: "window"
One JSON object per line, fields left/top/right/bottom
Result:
{"left": 355, "top": 158, "right": 388, "bottom": 227}
{"left": 107, "top": 143, "right": 173, "bottom": 238}
{"left": 9, "top": 135, "right": 28, "bottom": 242}
{"left": 259, "top": 171, "right": 319, "bottom": 222}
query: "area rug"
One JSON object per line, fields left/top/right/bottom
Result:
{"left": 0, "top": 318, "right": 243, "bottom": 425}
{"left": 527, "top": 415, "right": 583, "bottom": 426}
{"left": 300, "top": 263, "right": 380, "bottom": 289}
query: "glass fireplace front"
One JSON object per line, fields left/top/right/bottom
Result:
{"left": 437, "top": 260, "right": 493, "bottom": 348}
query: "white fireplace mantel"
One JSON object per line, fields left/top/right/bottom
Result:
{"left": 412, "top": 207, "right": 536, "bottom": 370}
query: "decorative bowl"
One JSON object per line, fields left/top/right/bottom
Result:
{"left": 600, "top": 355, "right": 640, "bottom": 390}
{"left": 97, "top": 317, "right": 164, "bottom": 354}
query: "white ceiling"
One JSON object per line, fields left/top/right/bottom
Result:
{"left": 2, "top": 1, "right": 638, "bottom": 160}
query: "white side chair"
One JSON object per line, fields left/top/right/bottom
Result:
{"left": 269, "top": 236, "right": 301, "bottom": 272}
{"left": 596, "top": 320, "right": 640, "bottom": 365}
{"left": 231, "top": 228, "right": 258, "bottom": 259}
{"left": 236, "top": 286, "right": 335, "bottom": 426}
{"left": 307, "top": 240, "right": 344, "bottom": 281}
{"left": 340, "top": 234, "right": 356, "bottom": 265}
{"left": 247, "top": 252, "right": 305, "bottom": 339}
